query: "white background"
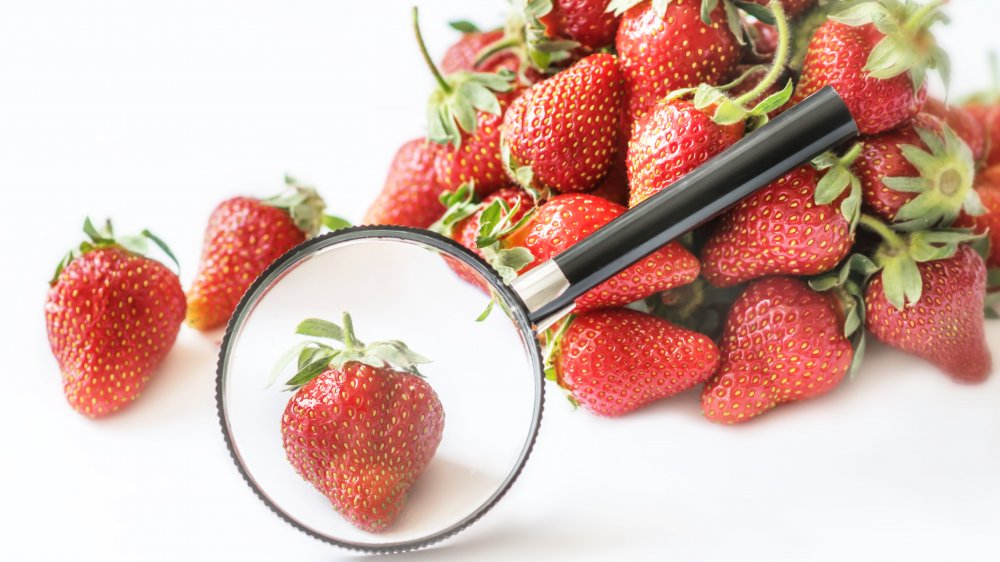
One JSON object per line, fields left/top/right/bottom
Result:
{"left": 2, "top": 1, "right": 999, "bottom": 560}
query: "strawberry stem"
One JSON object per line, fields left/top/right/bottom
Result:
{"left": 858, "top": 213, "right": 905, "bottom": 250}
{"left": 734, "top": 0, "right": 790, "bottom": 107}
{"left": 413, "top": 6, "right": 452, "bottom": 94}
{"left": 474, "top": 36, "right": 520, "bottom": 67}
{"left": 341, "top": 311, "right": 359, "bottom": 353}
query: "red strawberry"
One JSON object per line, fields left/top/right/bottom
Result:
{"left": 501, "top": 53, "right": 625, "bottom": 194}
{"left": 414, "top": 7, "right": 517, "bottom": 198}
{"left": 701, "top": 160, "right": 856, "bottom": 287}
{"left": 434, "top": 90, "right": 519, "bottom": 197}
{"left": 613, "top": 0, "right": 741, "bottom": 122}
{"left": 865, "top": 243, "right": 991, "bottom": 384}
{"left": 853, "top": 113, "right": 979, "bottom": 228}
{"left": 956, "top": 165, "right": 1000, "bottom": 268}
{"left": 364, "top": 139, "right": 447, "bottom": 228}
{"left": 550, "top": 308, "right": 720, "bottom": 416}
{"left": 46, "top": 219, "right": 186, "bottom": 418}
{"left": 540, "top": 0, "right": 621, "bottom": 50}
{"left": 277, "top": 315, "right": 443, "bottom": 532}
{"left": 187, "top": 179, "right": 329, "bottom": 331}
{"left": 626, "top": 98, "right": 743, "bottom": 207}
{"left": 440, "top": 28, "right": 520, "bottom": 75}
{"left": 923, "top": 98, "right": 988, "bottom": 167}
{"left": 963, "top": 103, "right": 1000, "bottom": 168}
{"left": 791, "top": 1, "right": 948, "bottom": 135}
{"left": 503, "top": 193, "right": 700, "bottom": 311}
{"left": 701, "top": 277, "right": 854, "bottom": 424}
{"left": 453, "top": 187, "right": 534, "bottom": 258}
{"left": 751, "top": 0, "right": 815, "bottom": 19}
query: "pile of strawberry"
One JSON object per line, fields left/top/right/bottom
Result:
{"left": 43, "top": 2, "right": 999, "bottom": 423}
{"left": 39, "top": 0, "right": 1000, "bottom": 537}
{"left": 363, "top": 0, "right": 1000, "bottom": 423}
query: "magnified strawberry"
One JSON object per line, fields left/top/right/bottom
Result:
{"left": 275, "top": 314, "right": 443, "bottom": 533}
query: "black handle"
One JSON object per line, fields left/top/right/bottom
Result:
{"left": 530, "top": 86, "right": 858, "bottom": 323}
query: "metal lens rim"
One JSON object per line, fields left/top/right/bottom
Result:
{"left": 215, "top": 225, "right": 545, "bottom": 553}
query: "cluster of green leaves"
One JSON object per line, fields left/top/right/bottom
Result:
{"left": 51, "top": 217, "right": 178, "bottom": 284}
{"left": 269, "top": 314, "right": 431, "bottom": 390}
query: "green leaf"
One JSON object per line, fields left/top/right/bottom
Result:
{"left": 296, "top": 318, "right": 345, "bottom": 341}
{"left": 267, "top": 341, "right": 314, "bottom": 388}
{"left": 449, "top": 20, "right": 481, "bottom": 33}
{"left": 830, "top": 2, "right": 891, "bottom": 27}
{"left": 847, "top": 332, "right": 867, "bottom": 378}
{"left": 815, "top": 165, "right": 850, "bottom": 205}
{"left": 700, "top": 0, "right": 719, "bottom": 25}
{"left": 712, "top": 99, "right": 748, "bottom": 125}
{"left": 882, "top": 176, "right": 929, "bottom": 194}
{"left": 322, "top": 215, "right": 351, "bottom": 232}
{"left": 284, "top": 354, "right": 337, "bottom": 388}
{"left": 750, "top": 80, "right": 794, "bottom": 115}
{"left": 865, "top": 35, "right": 913, "bottom": 79}
{"left": 733, "top": 0, "right": 775, "bottom": 24}
{"left": 476, "top": 298, "right": 496, "bottom": 322}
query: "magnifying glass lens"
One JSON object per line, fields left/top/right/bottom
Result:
{"left": 218, "top": 230, "right": 543, "bottom": 551}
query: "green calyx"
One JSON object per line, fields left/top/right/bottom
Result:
{"left": 428, "top": 183, "right": 483, "bottom": 238}
{"left": 809, "top": 253, "right": 879, "bottom": 377}
{"left": 268, "top": 313, "right": 432, "bottom": 390}
{"left": 475, "top": 197, "right": 536, "bottom": 284}
{"left": 262, "top": 174, "right": 338, "bottom": 237}
{"left": 477, "top": 0, "right": 579, "bottom": 76}
{"left": 666, "top": 0, "right": 793, "bottom": 129}
{"left": 499, "top": 136, "right": 548, "bottom": 198}
{"left": 830, "top": 0, "right": 951, "bottom": 93}
{"left": 51, "top": 217, "right": 179, "bottom": 285}
{"left": 881, "top": 124, "right": 980, "bottom": 231}
{"left": 415, "top": 7, "right": 515, "bottom": 149}
{"left": 858, "top": 214, "right": 981, "bottom": 310}
{"left": 811, "top": 142, "right": 864, "bottom": 230}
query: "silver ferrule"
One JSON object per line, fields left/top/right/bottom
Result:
{"left": 510, "top": 260, "right": 571, "bottom": 315}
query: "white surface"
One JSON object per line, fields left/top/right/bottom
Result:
{"left": 1, "top": 1, "right": 998, "bottom": 560}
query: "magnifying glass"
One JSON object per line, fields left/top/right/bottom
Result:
{"left": 216, "top": 86, "right": 858, "bottom": 553}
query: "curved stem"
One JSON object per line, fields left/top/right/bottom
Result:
{"left": 474, "top": 36, "right": 520, "bottom": 67}
{"left": 341, "top": 312, "right": 359, "bottom": 352}
{"left": 858, "top": 214, "right": 904, "bottom": 248}
{"left": 734, "top": 0, "right": 790, "bottom": 107}
{"left": 413, "top": 6, "right": 452, "bottom": 94}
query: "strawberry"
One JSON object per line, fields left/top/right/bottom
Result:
{"left": 414, "top": 8, "right": 518, "bottom": 198}
{"left": 45, "top": 219, "right": 186, "bottom": 418}
{"left": 956, "top": 165, "right": 1000, "bottom": 268}
{"left": 364, "top": 138, "right": 448, "bottom": 228}
{"left": 701, "top": 153, "right": 860, "bottom": 287}
{"left": 440, "top": 26, "right": 520, "bottom": 75}
{"left": 548, "top": 308, "right": 720, "bottom": 416}
{"left": 611, "top": 0, "right": 741, "bottom": 122}
{"left": 864, "top": 240, "right": 991, "bottom": 384}
{"left": 626, "top": 98, "right": 743, "bottom": 206}
{"left": 853, "top": 113, "right": 980, "bottom": 228}
{"left": 187, "top": 178, "right": 332, "bottom": 331}
{"left": 539, "top": 0, "right": 620, "bottom": 50}
{"left": 501, "top": 53, "right": 625, "bottom": 194}
{"left": 502, "top": 193, "right": 700, "bottom": 311}
{"left": 791, "top": 1, "right": 949, "bottom": 135}
{"left": 923, "top": 98, "right": 988, "bottom": 168}
{"left": 701, "top": 277, "right": 855, "bottom": 424}
{"left": 625, "top": 1, "right": 797, "bottom": 207}
{"left": 275, "top": 315, "right": 443, "bottom": 532}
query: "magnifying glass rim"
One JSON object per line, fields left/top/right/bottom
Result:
{"left": 215, "top": 225, "right": 546, "bottom": 553}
